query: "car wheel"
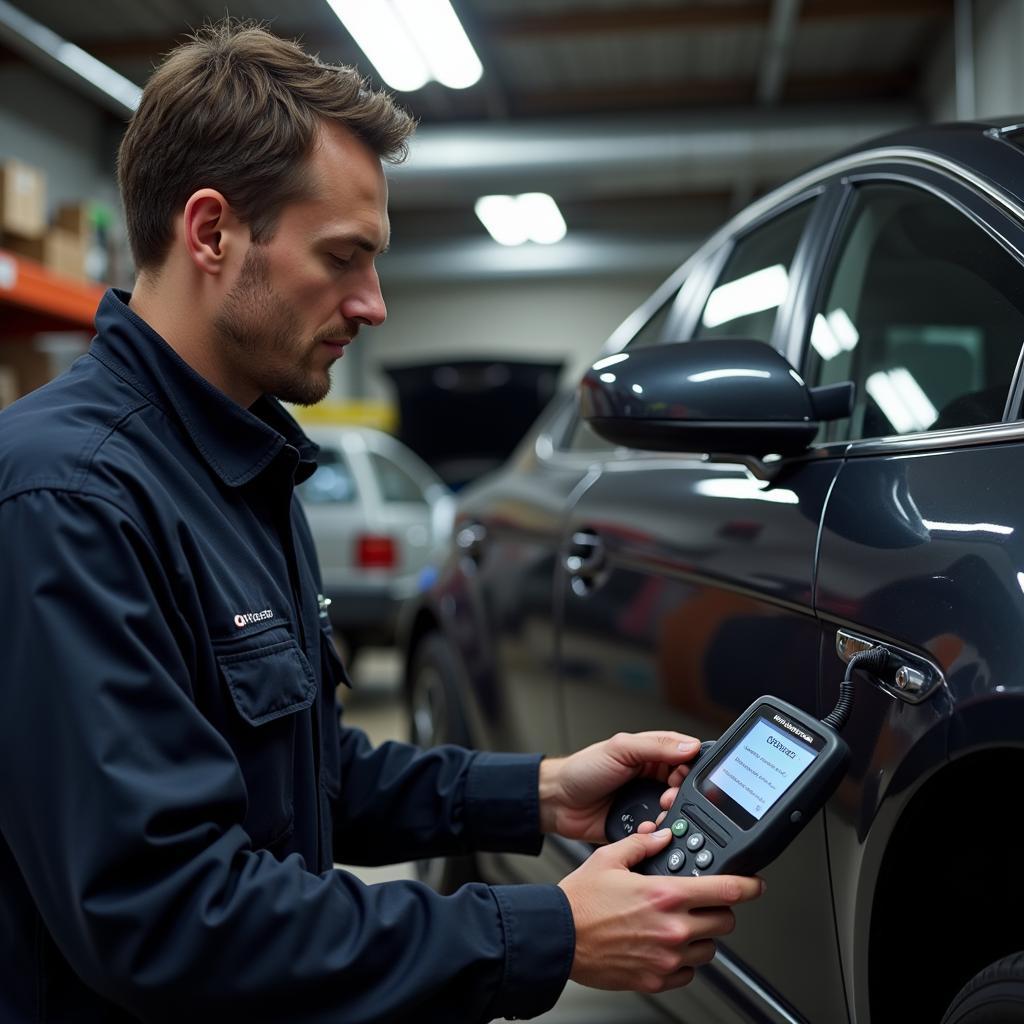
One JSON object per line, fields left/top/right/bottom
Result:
{"left": 941, "top": 952, "right": 1024, "bottom": 1023}
{"left": 407, "top": 632, "right": 480, "bottom": 894}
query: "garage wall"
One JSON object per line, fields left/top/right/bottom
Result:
{"left": 333, "top": 273, "right": 667, "bottom": 401}
{"left": 0, "top": 64, "right": 122, "bottom": 215}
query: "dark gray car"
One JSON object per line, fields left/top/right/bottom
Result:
{"left": 401, "top": 118, "right": 1024, "bottom": 1024}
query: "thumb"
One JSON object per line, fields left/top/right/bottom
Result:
{"left": 610, "top": 827, "right": 673, "bottom": 869}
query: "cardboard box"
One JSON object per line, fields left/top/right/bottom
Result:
{"left": 0, "top": 227, "right": 87, "bottom": 279}
{"left": 45, "top": 227, "right": 87, "bottom": 279}
{"left": 0, "top": 161, "right": 46, "bottom": 239}
{"left": 1, "top": 233, "right": 45, "bottom": 262}
{"left": 54, "top": 201, "right": 91, "bottom": 241}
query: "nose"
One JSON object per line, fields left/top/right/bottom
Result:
{"left": 342, "top": 266, "right": 387, "bottom": 328}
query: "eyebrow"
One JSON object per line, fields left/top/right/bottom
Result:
{"left": 324, "top": 233, "right": 390, "bottom": 256}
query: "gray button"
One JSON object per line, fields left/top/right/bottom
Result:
{"left": 695, "top": 849, "right": 714, "bottom": 869}
{"left": 686, "top": 833, "right": 705, "bottom": 852}
{"left": 790, "top": 810, "right": 803, "bottom": 824}
{"left": 667, "top": 849, "right": 686, "bottom": 872}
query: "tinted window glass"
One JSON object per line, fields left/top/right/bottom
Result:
{"left": 369, "top": 451, "right": 428, "bottom": 504}
{"left": 297, "top": 449, "right": 357, "bottom": 504}
{"left": 694, "top": 199, "right": 815, "bottom": 345}
{"left": 808, "top": 184, "right": 1024, "bottom": 441}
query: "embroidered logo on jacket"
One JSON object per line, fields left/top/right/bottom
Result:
{"left": 234, "top": 609, "right": 273, "bottom": 628}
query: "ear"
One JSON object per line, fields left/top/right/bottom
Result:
{"left": 182, "top": 189, "right": 246, "bottom": 275}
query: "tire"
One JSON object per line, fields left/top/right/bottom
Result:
{"left": 406, "top": 633, "right": 480, "bottom": 894}
{"left": 941, "top": 952, "right": 1024, "bottom": 1024}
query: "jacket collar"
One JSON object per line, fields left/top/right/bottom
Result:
{"left": 90, "top": 288, "right": 319, "bottom": 487}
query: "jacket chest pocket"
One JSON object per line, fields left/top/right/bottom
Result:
{"left": 215, "top": 631, "right": 317, "bottom": 850}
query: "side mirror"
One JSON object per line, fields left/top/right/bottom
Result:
{"left": 579, "top": 339, "right": 852, "bottom": 459}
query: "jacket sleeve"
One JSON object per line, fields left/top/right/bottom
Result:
{"left": 0, "top": 488, "right": 574, "bottom": 1023}
{"left": 331, "top": 729, "right": 550, "bottom": 863}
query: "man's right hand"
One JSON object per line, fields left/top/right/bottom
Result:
{"left": 557, "top": 828, "right": 765, "bottom": 994}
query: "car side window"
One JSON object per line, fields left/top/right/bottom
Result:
{"left": 807, "top": 183, "right": 1024, "bottom": 442}
{"left": 694, "top": 199, "right": 815, "bottom": 345}
{"left": 297, "top": 449, "right": 358, "bottom": 504}
{"left": 369, "top": 451, "right": 429, "bottom": 504}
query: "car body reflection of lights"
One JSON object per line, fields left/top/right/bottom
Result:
{"left": 923, "top": 520, "right": 1014, "bottom": 535}
{"left": 688, "top": 368, "right": 772, "bottom": 383}
{"left": 592, "top": 352, "right": 630, "bottom": 371}
{"left": 599, "top": 372, "right": 617, "bottom": 383}
{"left": 695, "top": 478, "right": 799, "bottom": 504}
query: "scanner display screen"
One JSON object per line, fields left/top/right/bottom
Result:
{"left": 703, "top": 715, "right": 818, "bottom": 823}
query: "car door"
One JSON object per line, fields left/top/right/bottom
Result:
{"left": 806, "top": 171, "right": 1024, "bottom": 1024}
{"left": 556, "top": 188, "right": 853, "bottom": 1023}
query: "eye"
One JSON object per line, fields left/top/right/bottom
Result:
{"left": 328, "top": 253, "right": 353, "bottom": 270}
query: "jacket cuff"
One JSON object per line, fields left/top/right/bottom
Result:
{"left": 464, "top": 751, "right": 544, "bottom": 853}
{"left": 488, "top": 883, "right": 575, "bottom": 1020}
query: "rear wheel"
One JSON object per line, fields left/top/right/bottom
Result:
{"left": 941, "top": 953, "right": 1024, "bottom": 1023}
{"left": 407, "top": 633, "right": 480, "bottom": 894}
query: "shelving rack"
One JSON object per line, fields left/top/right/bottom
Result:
{"left": 0, "top": 248, "right": 104, "bottom": 335}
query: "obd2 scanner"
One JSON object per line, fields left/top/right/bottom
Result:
{"left": 606, "top": 647, "right": 886, "bottom": 877}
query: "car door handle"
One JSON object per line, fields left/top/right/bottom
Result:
{"left": 835, "top": 629, "right": 944, "bottom": 704}
{"left": 456, "top": 522, "right": 487, "bottom": 562}
{"left": 564, "top": 529, "right": 607, "bottom": 594}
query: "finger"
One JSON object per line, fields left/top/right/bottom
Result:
{"left": 676, "top": 938, "right": 718, "bottom": 968}
{"left": 660, "top": 787, "right": 678, "bottom": 810}
{"left": 649, "top": 966, "right": 696, "bottom": 993}
{"left": 666, "top": 765, "right": 689, "bottom": 788}
{"left": 675, "top": 874, "right": 766, "bottom": 909}
{"left": 636, "top": 819, "right": 658, "bottom": 834}
{"left": 606, "top": 827, "right": 673, "bottom": 869}
{"left": 655, "top": 809, "right": 667, "bottom": 826}
{"left": 610, "top": 731, "right": 701, "bottom": 768}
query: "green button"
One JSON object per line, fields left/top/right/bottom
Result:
{"left": 671, "top": 818, "right": 689, "bottom": 838}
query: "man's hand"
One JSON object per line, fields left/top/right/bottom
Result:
{"left": 558, "top": 829, "right": 764, "bottom": 993}
{"left": 539, "top": 731, "right": 700, "bottom": 844}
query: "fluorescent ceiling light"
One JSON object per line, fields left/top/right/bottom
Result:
{"left": 326, "top": 0, "right": 482, "bottom": 92}
{"left": 0, "top": 0, "right": 141, "bottom": 113}
{"left": 55, "top": 42, "right": 142, "bottom": 110}
{"left": 325, "top": 0, "right": 429, "bottom": 91}
{"left": 475, "top": 193, "right": 567, "bottom": 246}
{"left": 393, "top": 0, "right": 483, "bottom": 89}
{"left": 702, "top": 264, "right": 789, "bottom": 330}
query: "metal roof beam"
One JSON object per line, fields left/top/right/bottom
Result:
{"left": 757, "top": 0, "right": 803, "bottom": 105}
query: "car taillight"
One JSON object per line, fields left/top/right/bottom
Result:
{"left": 356, "top": 534, "right": 397, "bottom": 568}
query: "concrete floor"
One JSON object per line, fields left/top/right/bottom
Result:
{"left": 337, "top": 649, "right": 666, "bottom": 1024}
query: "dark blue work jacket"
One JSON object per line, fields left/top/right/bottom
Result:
{"left": 0, "top": 290, "right": 573, "bottom": 1022}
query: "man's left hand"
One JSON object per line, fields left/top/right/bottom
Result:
{"left": 539, "top": 732, "right": 700, "bottom": 844}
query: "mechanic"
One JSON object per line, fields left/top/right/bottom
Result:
{"left": 0, "top": 22, "right": 764, "bottom": 1023}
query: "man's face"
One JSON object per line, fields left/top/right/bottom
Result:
{"left": 213, "top": 122, "right": 390, "bottom": 406}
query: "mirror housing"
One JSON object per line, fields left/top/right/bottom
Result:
{"left": 579, "top": 339, "right": 851, "bottom": 458}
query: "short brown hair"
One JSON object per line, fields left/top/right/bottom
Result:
{"left": 117, "top": 20, "right": 415, "bottom": 271}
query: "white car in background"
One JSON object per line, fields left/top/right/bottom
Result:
{"left": 297, "top": 426, "right": 454, "bottom": 661}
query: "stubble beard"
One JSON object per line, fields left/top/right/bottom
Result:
{"left": 213, "top": 245, "right": 333, "bottom": 407}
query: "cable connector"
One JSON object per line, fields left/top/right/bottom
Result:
{"left": 822, "top": 645, "right": 889, "bottom": 731}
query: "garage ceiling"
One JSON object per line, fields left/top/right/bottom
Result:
{"left": 1, "top": 0, "right": 950, "bottom": 279}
